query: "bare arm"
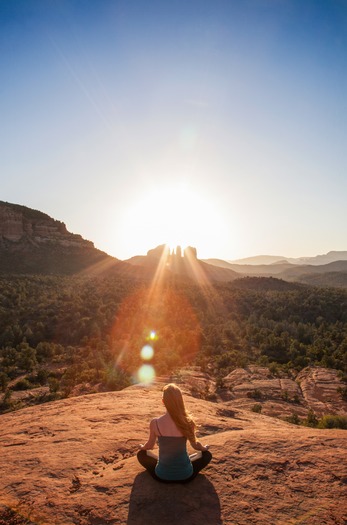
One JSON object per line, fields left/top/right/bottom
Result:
{"left": 139, "top": 419, "right": 157, "bottom": 450}
{"left": 189, "top": 439, "right": 209, "bottom": 452}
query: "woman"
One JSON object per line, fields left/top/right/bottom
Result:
{"left": 137, "top": 383, "right": 212, "bottom": 483}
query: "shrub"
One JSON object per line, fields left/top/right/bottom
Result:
{"left": 304, "top": 410, "right": 319, "bottom": 428}
{"left": 318, "top": 415, "right": 347, "bottom": 429}
{"left": 206, "top": 392, "right": 218, "bottom": 402}
{"left": 285, "top": 413, "right": 300, "bottom": 425}
{"left": 12, "top": 378, "right": 32, "bottom": 391}
{"left": 247, "top": 389, "right": 263, "bottom": 400}
{"left": 337, "top": 386, "right": 347, "bottom": 401}
{"left": 103, "top": 367, "right": 130, "bottom": 391}
{"left": 48, "top": 377, "right": 60, "bottom": 394}
{"left": 0, "top": 390, "right": 13, "bottom": 412}
{"left": 0, "top": 372, "right": 9, "bottom": 391}
{"left": 215, "top": 375, "right": 225, "bottom": 390}
{"left": 269, "top": 362, "right": 279, "bottom": 376}
{"left": 251, "top": 403, "right": 262, "bottom": 413}
{"left": 292, "top": 394, "right": 301, "bottom": 404}
{"left": 281, "top": 390, "right": 289, "bottom": 401}
{"left": 36, "top": 368, "right": 49, "bottom": 385}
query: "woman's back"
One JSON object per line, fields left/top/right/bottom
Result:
{"left": 156, "top": 413, "right": 183, "bottom": 436}
{"left": 137, "top": 383, "right": 212, "bottom": 483}
{"left": 155, "top": 417, "right": 193, "bottom": 480}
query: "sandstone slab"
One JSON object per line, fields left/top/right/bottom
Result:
{"left": 0, "top": 383, "right": 346, "bottom": 524}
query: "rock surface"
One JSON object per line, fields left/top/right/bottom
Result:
{"left": 8, "top": 366, "right": 347, "bottom": 425}
{"left": 296, "top": 367, "right": 347, "bottom": 415}
{"left": 221, "top": 366, "right": 347, "bottom": 419}
{"left": 1, "top": 381, "right": 346, "bottom": 525}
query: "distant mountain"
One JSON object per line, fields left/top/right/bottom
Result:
{"left": 202, "top": 258, "right": 241, "bottom": 270}
{"left": 203, "top": 257, "right": 347, "bottom": 289}
{"left": 228, "top": 255, "right": 288, "bottom": 265}
{"left": 277, "top": 261, "right": 347, "bottom": 289}
{"left": 288, "top": 271, "right": 347, "bottom": 289}
{"left": 203, "top": 259, "right": 296, "bottom": 276}
{"left": 227, "top": 251, "right": 347, "bottom": 266}
{"left": 294, "top": 251, "right": 347, "bottom": 265}
{"left": 279, "top": 260, "right": 347, "bottom": 277}
{"left": 0, "top": 201, "right": 119, "bottom": 275}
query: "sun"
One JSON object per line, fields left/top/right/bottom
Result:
{"left": 119, "top": 183, "right": 227, "bottom": 259}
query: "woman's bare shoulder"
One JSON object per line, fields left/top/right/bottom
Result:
{"left": 149, "top": 415, "right": 165, "bottom": 427}
{"left": 158, "top": 413, "right": 183, "bottom": 436}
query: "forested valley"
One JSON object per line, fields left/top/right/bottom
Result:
{"left": 1, "top": 274, "right": 346, "bottom": 413}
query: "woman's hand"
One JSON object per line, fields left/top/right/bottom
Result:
{"left": 139, "top": 444, "right": 145, "bottom": 450}
{"left": 192, "top": 440, "right": 210, "bottom": 451}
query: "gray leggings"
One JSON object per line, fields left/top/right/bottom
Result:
{"left": 137, "top": 449, "right": 212, "bottom": 483}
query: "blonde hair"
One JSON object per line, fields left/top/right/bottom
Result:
{"left": 162, "top": 383, "right": 196, "bottom": 442}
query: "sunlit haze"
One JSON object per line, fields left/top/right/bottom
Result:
{"left": 119, "top": 183, "right": 228, "bottom": 259}
{"left": 1, "top": 0, "right": 346, "bottom": 260}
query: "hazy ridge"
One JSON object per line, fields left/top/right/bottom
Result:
{"left": 1, "top": 200, "right": 346, "bottom": 289}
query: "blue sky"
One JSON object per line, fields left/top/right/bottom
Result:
{"left": 1, "top": 0, "right": 346, "bottom": 260}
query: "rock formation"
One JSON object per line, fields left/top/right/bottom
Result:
{"left": 296, "top": 367, "right": 347, "bottom": 416}
{"left": 146, "top": 244, "right": 196, "bottom": 263}
{"left": 0, "top": 201, "right": 118, "bottom": 275}
{"left": 146, "top": 244, "right": 169, "bottom": 260}
{"left": 0, "top": 380, "right": 346, "bottom": 525}
{"left": 0, "top": 201, "right": 91, "bottom": 248}
{"left": 221, "top": 366, "right": 347, "bottom": 419}
{"left": 129, "top": 244, "right": 239, "bottom": 283}
{"left": 184, "top": 246, "right": 197, "bottom": 259}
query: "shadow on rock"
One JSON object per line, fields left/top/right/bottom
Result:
{"left": 127, "top": 472, "right": 222, "bottom": 525}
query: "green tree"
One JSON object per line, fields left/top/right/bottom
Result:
{"left": 17, "top": 342, "right": 37, "bottom": 372}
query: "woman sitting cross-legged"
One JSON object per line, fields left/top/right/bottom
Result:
{"left": 137, "top": 383, "right": 212, "bottom": 483}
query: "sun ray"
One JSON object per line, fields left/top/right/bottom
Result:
{"left": 183, "top": 247, "right": 226, "bottom": 314}
{"left": 147, "top": 244, "right": 171, "bottom": 301}
{"left": 78, "top": 255, "right": 119, "bottom": 276}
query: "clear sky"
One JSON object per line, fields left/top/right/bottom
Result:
{"left": 1, "top": 0, "right": 346, "bottom": 261}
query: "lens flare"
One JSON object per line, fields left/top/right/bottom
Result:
{"left": 149, "top": 330, "right": 157, "bottom": 340}
{"left": 138, "top": 364, "right": 155, "bottom": 384}
{"left": 140, "top": 345, "right": 154, "bottom": 360}
{"left": 110, "top": 287, "right": 201, "bottom": 378}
